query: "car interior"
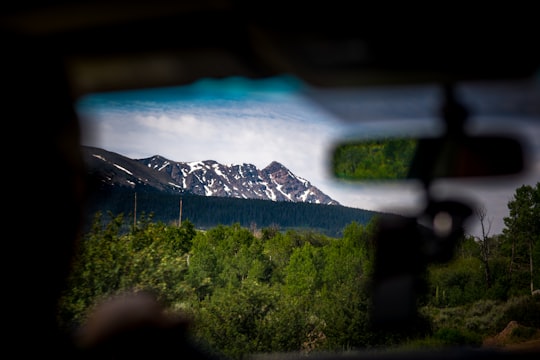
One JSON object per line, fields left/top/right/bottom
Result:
{"left": 2, "top": 1, "right": 539, "bottom": 359}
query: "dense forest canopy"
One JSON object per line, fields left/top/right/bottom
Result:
{"left": 58, "top": 183, "right": 540, "bottom": 359}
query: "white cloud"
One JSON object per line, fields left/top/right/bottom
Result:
{"left": 77, "top": 78, "right": 540, "bottom": 238}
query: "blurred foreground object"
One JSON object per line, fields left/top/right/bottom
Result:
{"left": 75, "top": 291, "right": 218, "bottom": 359}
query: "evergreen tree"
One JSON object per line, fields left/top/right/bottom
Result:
{"left": 502, "top": 182, "right": 540, "bottom": 295}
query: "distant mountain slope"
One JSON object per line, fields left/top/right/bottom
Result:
{"left": 82, "top": 146, "right": 339, "bottom": 205}
{"left": 83, "top": 186, "right": 380, "bottom": 237}
{"left": 81, "top": 146, "right": 381, "bottom": 236}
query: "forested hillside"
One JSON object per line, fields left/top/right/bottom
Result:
{"left": 83, "top": 186, "right": 380, "bottom": 237}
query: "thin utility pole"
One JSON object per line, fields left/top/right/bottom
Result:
{"left": 133, "top": 192, "right": 137, "bottom": 229}
{"left": 178, "top": 196, "right": 183, "bottom": 226}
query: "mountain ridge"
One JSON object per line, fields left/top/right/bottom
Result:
{"left": 81, "top": 146, "right": 384, "bottom": 237}
{"left": 82, "top": 146, "right": 340, "bottom": 205}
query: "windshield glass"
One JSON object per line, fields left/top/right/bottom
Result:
{"left": 61, "top": 75, "right": 540, "bottom": 358}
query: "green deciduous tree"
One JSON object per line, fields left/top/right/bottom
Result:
{"left": 315, "top": 228, "right": 373, "bottom": 349}
{"left": 57, "top": 212, "right": 198, "bottom": 330}
{"left": 429, "top": 257, "right": 485, "bottom": 307}
{"left": 283, "top": 243, "right": 319, "bottom": 299}
{"left": 193, "top": 280, "right": 278, "bottom": 358}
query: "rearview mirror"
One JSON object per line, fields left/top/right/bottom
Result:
{"left": 331, "top": 135, "right": 525, "bottom": 182}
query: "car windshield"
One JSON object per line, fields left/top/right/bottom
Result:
{"left": 60, "top": 75, "right": 540, "bottom": 359}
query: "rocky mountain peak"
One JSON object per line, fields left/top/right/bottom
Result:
{"left": 264, "top": 161, "right": 287, "bottom": 172}
{"left": 82, "top": 146, "right": 340, "bottom": 205}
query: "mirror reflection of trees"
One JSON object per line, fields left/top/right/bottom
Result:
{"left": 333, "top": 138, "right": 417, "bottom": 180}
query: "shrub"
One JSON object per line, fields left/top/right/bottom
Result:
{"left": 497, "top": 295, "right": 540, "bottom": 329}
{"left": 433, "top": 328, "right": 482, "bottom": 347}
{"left": 510, "top": 326, "right": 538, "bottom": 342}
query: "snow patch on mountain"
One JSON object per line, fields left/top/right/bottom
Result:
{"left": 82, "top": 146, "right": 340, "bottom": 205}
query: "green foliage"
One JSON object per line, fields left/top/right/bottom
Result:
{"left": 510, "top": 325, "right": 538, "bottom": 341}
{"left": 502, "top": 182, "right": 540, "bottom": 294}
{"left": 428, "top": 257, "right": 485, "bottom": 307}
{"left": 284, "top": 243, "right": 319, "bottom": 298}
{"left": 425, "top": 300, "right": 498, "bottom": 337}
{"left": 432, "top": 327, "right": 482, "bottom": 347}
{"left": 503, "top": 183, "right": 540, "bottom": 237}
{"left": 58, "top": 182, "right": 540, "bottom": 358}
{"left": 333, "top": 138, "right": 417, "bottom": 180}
{"left": 455, "top": 235, "right": 481, "bottom": 259}
{"left": 495, "top": 295, "right": 540, "bottom": 330}
{"left": 262, "top": 230, "right": 294, "bottom": 284}
{"left": 57, "top": 213, "right": 198, "bottom": 329}
{"left": 194, "top": 280, "right": 278, "bottom": 358}
{"left": 425, "top": 295, "right": 540, "bottom": 344}
{"left": 59, "top": 216, "right": 386, "bottom": 357}
{"left": 87, "top": 189, "right": 378, "bottom": 237}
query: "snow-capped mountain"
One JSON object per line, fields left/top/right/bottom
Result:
{"left": 82, "top": 146, "right": 340, "bottom": 205}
